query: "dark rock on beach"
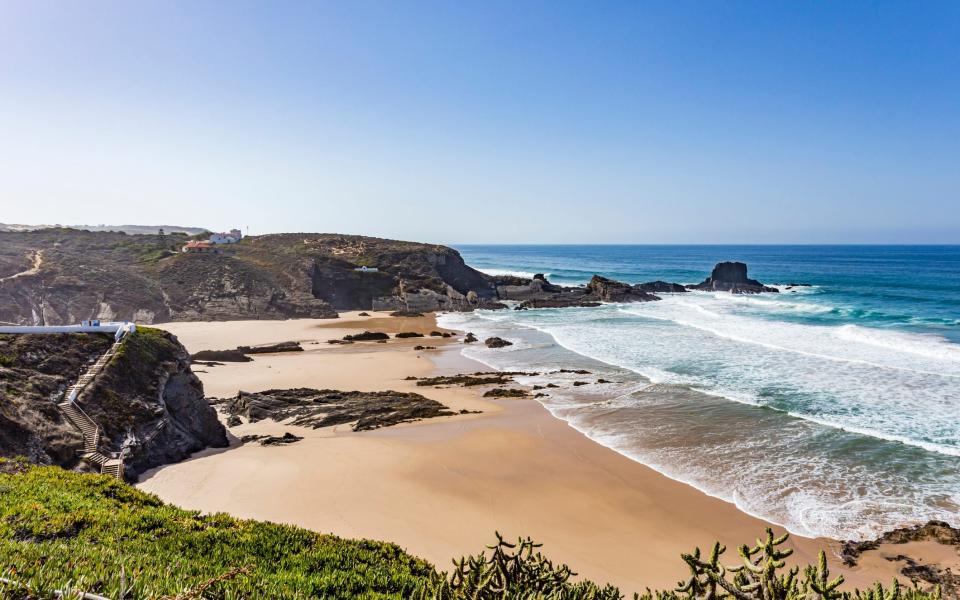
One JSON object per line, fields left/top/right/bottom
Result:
{"left": 258, "top": 432, "right": 304, "bottom": 446}
{"left": 343, "top": 331, "right": 390, "bottom": 341}
{"left": 216, "top": 387, "right": 456, "bottom": 431}
{"left": 482, "top": 388, "right": 530, "bottom": 398}
{"left": 238, "top": 341, "right": 303, "bottom": 354}
{"left": 415, "top": 372, "right": 534, "bottom": 387}
{"left": 689, "top": 261, "right": 778, "bottom": 294}
{"left": 395, "top": 331, "right": 424, "bottom": 338}
{"left": 463, "top": 333, "right": 478, "bottom": 344}
{"left": 841, "top": 521, "right": 960, "bottom": 596}
{"left": 841, "top": 521, "right": 960, "bottom": 565}
{"left": 191, "top": 341, "right": 302, "bottom": 362}
{"left": 191, "top": 348, "right": 253, "bottom": 362}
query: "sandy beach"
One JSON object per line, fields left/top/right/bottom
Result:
{"left": 138, "top": 312, "right": 949, "bottom": 593}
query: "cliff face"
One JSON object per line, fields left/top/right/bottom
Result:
{"left": 0, "top": 333, "right": 112, "bottom": 465}
{"left": 0, "top": 329, "right": 227, "bottom": 479}
{"left": 0, "top": 229, "right": 498, "bottom": 325}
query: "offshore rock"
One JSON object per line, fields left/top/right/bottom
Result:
{"left": 690, "top": 261, "right": 779, "bottom": 294}
{"left": 484, "top": 337, "right": 513, "bottom": 348}
{"left": 585, "top": 275, "right": 661, "bottom": 303}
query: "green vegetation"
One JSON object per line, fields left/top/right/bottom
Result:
{"left": 0, "top": 462, "right": 432, "bottom": 599}
{"left": 110, "top": 327, "right": 178, "bottom": 368}
{"left": 0, "top": 462, "right": 943, "bottom": 600}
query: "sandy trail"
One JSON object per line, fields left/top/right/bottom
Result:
{"left": 0, "top": 249, "right": 43, "bottom": 282}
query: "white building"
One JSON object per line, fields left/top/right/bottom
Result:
{"left": 210, "top": 229, "right": 243, "bottom": 244}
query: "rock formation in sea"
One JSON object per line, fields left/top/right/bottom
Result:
{"left": 689, "top": 261, "right": 779, "bottom": 294}
{"left": 507, "top": 274, "right": 669, "bottom": 308}
{"left": 484, "top": 337, "right": 514, "bottom": 348}
{"left": 584, "top": 275, "right": 662, "bottom": 302}
{"left": 0, "top": 329, "right": 228, "bottom": 479}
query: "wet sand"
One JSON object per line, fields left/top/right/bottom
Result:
{"left": 138, "top": 312, "right": 951, "bottom": 593}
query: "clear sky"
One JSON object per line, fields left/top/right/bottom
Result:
{"left": 1, "top": 1, "right": 958, "bottom": 244}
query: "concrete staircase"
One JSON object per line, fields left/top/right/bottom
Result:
{"left": 57, "top": 328, "right": 132, "bottom": 480}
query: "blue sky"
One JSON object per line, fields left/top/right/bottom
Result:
{"left": 1, "top": 1, "right": 957, "bottom": 243}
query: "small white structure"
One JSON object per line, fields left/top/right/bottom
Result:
{"left": 209, "top": 229, "right": 243, "bottom": 244}
{"left": 354, "top": 266, "right": 379, "bottom": 273}
{"left": 0, "top": 321, "right": 136, "bottom": 341}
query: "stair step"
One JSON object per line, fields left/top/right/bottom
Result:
{"left": 83, "top": 452, "right": 108, "bottom": 465}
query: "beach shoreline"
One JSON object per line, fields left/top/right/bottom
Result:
{"left": 137, "top": 312, "right": 951, "bottom": 593}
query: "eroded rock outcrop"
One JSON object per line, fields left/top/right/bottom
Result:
{"left": 0, "top": 329, "right": 228, "bottom": 480}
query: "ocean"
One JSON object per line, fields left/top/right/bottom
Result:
{"left": 438, "top": 245, "right": 960, "bottom": 541}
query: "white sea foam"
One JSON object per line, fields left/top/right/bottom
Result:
{"left": 477, "top": 268, "right": 551, "bottom": 279}
{"left": 439, "top": 301, "right": 960, "bottom": 540}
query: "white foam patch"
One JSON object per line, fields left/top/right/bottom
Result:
{"left": 477, "top": 268, "right": 552, "bottom": 279}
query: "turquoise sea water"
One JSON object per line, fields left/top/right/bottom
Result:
{"left": 439, "top": 245, "right": 960, "bottom": 540}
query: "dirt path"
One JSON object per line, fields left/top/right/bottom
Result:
{"left": 0, "top": 250, "right": 43, "bottom": 283}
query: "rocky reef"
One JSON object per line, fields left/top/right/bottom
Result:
{"left": 502, "top": 262, "right": 778, "bottom": 308}
{"left": 0, "top": 329, "right": 227, "bottom": 479}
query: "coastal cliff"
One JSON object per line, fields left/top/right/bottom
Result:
{"left": 0, "top": 229, "right": 499, "bottom": 325}
{"left": 0, "top": 228, "right": 785, "bottom": 325}
{"left": 0, "top": 328, "right": 227, "bottom": 479}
